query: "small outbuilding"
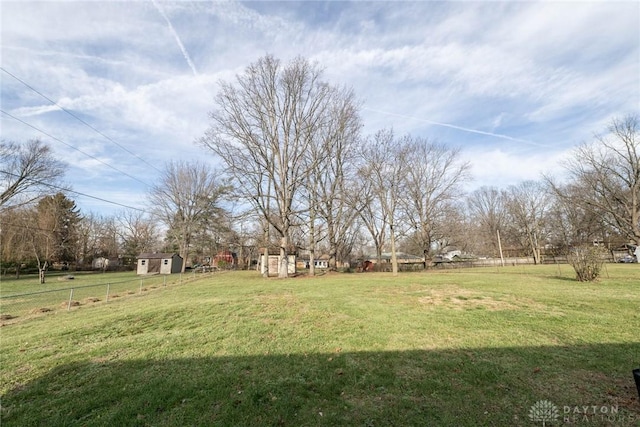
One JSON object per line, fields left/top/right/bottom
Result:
{"left": 257, "top": 248, "right": 296, "bottom": 277}
{"left": 136, "top": 253, "right": 183, "bottom": 275}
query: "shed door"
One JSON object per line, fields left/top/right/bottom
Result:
{"left": 148, "top": 259, "right": 161, "bottom": 274}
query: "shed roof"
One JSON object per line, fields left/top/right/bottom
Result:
{"left": 137, "top": 253, "right": 182, "bottom": 260}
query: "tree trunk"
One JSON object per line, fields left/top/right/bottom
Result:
{"left": 262, "top": 247, "right": 269, "bottom": 277}
{"left": 309, "top": 207, "right": 316, "bottom": 276}
{"left": 423, "top": 248, "right": 429, "bottom": 270}
{"left": 329, "top": 251, "right": 337, "bottom": 271}
{"left": 528, "top": 230, "right": 540, "bottom": 265}
{"left": 279, "top": 236, "right": 288, "bottom": 278}
{"left": 262, "top": 225, "right": 269, "bottom": 277}
{"left": 375, "top": 244, "right": 383, "bottom": 271}
{"left": 390, "top": 224, "right": 398, "bottom": 276}
{"left": 327, "top": 222, "right": 337, "bottom": 271}
{"left": 179, "top": 235, "right": 189, "bottom": 273}
{"left": 309, "top": 248, "right": 315, "bottom": 276}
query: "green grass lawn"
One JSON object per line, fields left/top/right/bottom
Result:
{"left": 0, "top": 270, "right": 181, "bottom": 295}
{"left": 0, "top": 271, "right": 199, "bottom": 322}
{"left": 1, "top": 265, "right": 639, "bottom": 426}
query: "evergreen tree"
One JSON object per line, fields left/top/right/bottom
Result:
{"left": 36, "top": 193, "right": 82, "bottom": 264}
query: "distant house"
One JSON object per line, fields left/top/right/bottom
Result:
{"left": 314, "top": 254, "right": 332, "bottom": 269}
{"left": 297, "top": 253, "right": 331, "bottom": 269}
{"left": 440, "top": 249, "right": 462, "bottom": 261}
{"left": 214, "top": 250, "right": 238, "bottom": 269}
{"left": 136, "top": 253, "right": 183, "bottom": 275}
{"left": 364, "top": 252, "right": 424, "bottom": 265}
{"left": 92, "top": 257, "right": 121, "bottom": 271}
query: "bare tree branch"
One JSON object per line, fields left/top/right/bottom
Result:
{"left": 0, "top": 139, "right": 65, "bottom": 210}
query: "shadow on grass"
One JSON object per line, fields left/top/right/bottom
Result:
{"left": 2, "top": 344, "right": 639, "bottom": 426}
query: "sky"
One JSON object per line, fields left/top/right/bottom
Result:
{"left": 1, "top": 0, "right": 639, "bottom": 216}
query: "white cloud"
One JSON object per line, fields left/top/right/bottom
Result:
{"left": 1, "top": 0, "right": 637, "bottom": 216}
{"left": 463, "top": 147, "right": 572, "bottom": 191}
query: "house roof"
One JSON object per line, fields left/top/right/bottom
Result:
{"left": 137, "top": 253, "right": 182, "bottom": 260}
{"left": 365, "top": 252, "right": 423, "bottom": 261}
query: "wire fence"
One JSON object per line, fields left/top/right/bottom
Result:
{"left": 0, "top": 271, "right": 212, "bottom": 325}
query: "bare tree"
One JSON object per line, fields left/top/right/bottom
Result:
{"left": 116, "top": 209, "right": 159, "bottom": 262}
{"left": 358, "top": 129, "right": 406, "bottom": 275}
{"left": 356, "top": 167, "right": 387, "bottom": 266}
{"left": 401, "top": 136, "right": 470, "bottom": 267}
{"left": 467, "top": 186, "right": 508, "bottom": 257}
{"left": 94, "top": 216, "right": 119, "bottom": 261}
{"left": 0, "top": 207, "right": 32, "bottom": 278}
{"left": 25, "top": 207, "right": 55, "bottom": 284}
{"left": 148, "top": 161, "right": 228, "bottom": 272}
{"left": 306, "top": 88, "right": 362, "bottom": 271}
{"left": 201, "top": 55, "right": 358, "bottom": 277}
{"left": 2, "top": 194, "right": 80, "bottom": 283}
{"left": 551, "top": 115, "right": 640, "bottom": 245}
{"left": 503, "top": 181, "right": 551, "bottom": 264}
{"left": 0, "top": 139, "right": 65, "bottom": 210}
{"left": 1, "top": 207, "right": 53, "bottom": 282}
{"left": 544, "top": 181, "right": 609, "bottom": 252}
{"left": 76, "top": 212, "right": 119, "bottom": 268}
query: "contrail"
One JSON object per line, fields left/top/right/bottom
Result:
{"left": 364, "top": 107, "right": 549, "bottom": 148}
{"left": 151, "top": 0, "right": 198, "bottom": 76}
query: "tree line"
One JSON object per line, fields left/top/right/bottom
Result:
{"left": 2, "top": 55, "right": 638, "bottom": 280}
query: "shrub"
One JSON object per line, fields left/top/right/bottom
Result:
{"left": 567, "top": 245, "right": 606, "bottom": 282}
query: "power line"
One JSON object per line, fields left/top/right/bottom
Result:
{"left": 0, "top": 170, "right": 147, "bottom": 213}
{"left": 0, "top": 67, "right": 164, "bottom": 174}
{"left": 0, "top": 109, "right": 151, "bottom": 188}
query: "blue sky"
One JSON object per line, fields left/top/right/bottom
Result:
{"left": 1, "top": 0, "right": 638, "bottom": 216}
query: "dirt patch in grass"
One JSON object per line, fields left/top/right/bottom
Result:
{"left": 85, "top": 297, "right": 101, "bottom": 303}
{"left": 60, "top": 301, "right": 80, "bottom": 308}
{"left": 417, "top": 288, "right": 520, "bottom": 311}
{"left": 1, "top": 307, "right": 57, "bottom": 324}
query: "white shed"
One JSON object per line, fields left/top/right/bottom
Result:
{"left": 136, "top": 253, "right": 183, "bottom": 275}
{"left": 257, "top": 248, "right": 296, "bottom": 277}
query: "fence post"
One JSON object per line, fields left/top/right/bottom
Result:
{"left": 106, "top": 283, "right": 110, "bottom": 303}
{"left": 67, "top": 288, "right": 74, "bottom": 311}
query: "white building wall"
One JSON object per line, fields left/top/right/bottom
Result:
{"left": 137, "top": 259, "right": 149, "bottom": 275}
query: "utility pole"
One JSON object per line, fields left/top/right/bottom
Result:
{"left": 497, "top": 229, "right": 505, "bottom": 267}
